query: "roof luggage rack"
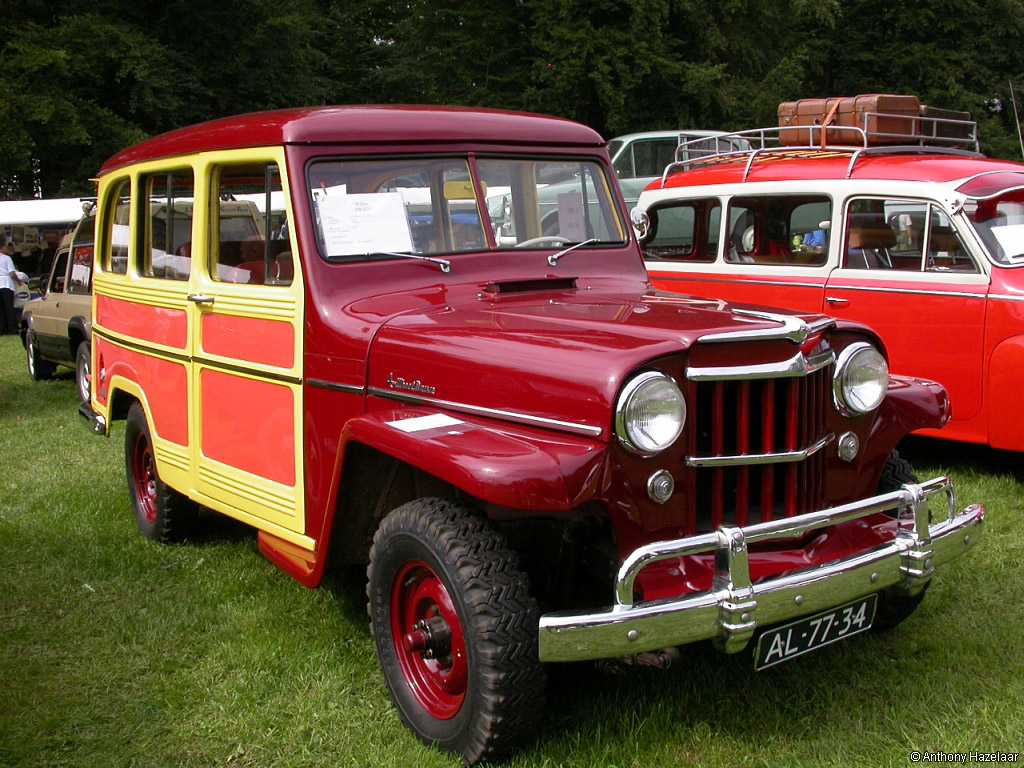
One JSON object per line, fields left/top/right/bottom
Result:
{"left": 661, "top": 113, "right": 982, "bottom": 187}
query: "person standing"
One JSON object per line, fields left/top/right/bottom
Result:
{"left": 1, "top": 240, "right": 29, "bottom": 335}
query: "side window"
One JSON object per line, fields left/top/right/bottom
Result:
{"left": 48, "top": 249, "right": 69, "bottom": 294}
{"left": 725, "top": 196, "right": 831, "bottom": 266}
{"left": 104, "top": 179, "right": 131, "bottom": 274}
{"left": 67, "top": 213, "right": 96, "bottom": 295}
{"left": 632, "top": 140, "right": 678, "bottom": 177}
{"left": 844, "top": 198, "right": 926, "bottom": 271}
{"left": 212, "top": 164, "right": 294, "bottom": 286}
{"left": 141, "top": 170, "right": 194, "bottom": 280}
{"left": 644, "top": 199, "right": 720, "bottom": 262}
{"left": 927, "top": 208, "right": 977, "bottom": 273}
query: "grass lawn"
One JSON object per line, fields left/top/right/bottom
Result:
{"left": 1, "top": 333, "right": 1021, "bottom": 767}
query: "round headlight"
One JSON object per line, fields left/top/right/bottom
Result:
{"left": 615, "top": 372, "right": 686, "bottom": 455}
{"left": 834, "top": 342, "right": 888, "bottom": 415}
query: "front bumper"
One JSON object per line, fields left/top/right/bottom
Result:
{"left": 538, "top": 477, "right": 984, "bottom": 662}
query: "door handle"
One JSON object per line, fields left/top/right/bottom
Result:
{"left": 825, "top": 296, "right": 849, "bottom": 306}
{"left": 187, "top": 294, "right": 215, "bottom": 306}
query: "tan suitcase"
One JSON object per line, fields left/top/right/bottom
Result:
{"left": 778, "top": 98, "right": 841, "bottom": 145}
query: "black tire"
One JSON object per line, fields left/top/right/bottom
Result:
{"left": 124, "top": 402, "right": 196, "bottom": 542}
{"left": 367, "top": 498, "right": 545, "bottom": 764}
{"left": 25, "top": 329, "right": 55, "bottom": 381}
{"left": 873, "top": 449, "right": 927, "bottom": 630}
{"left": 877, "top": 449, "right": 917, "bottom": 492}
{"left": 75, "top": 340, "right": 91, "bottom": 405}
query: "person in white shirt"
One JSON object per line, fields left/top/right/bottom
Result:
{"left": 1, "top": 240, "right": 29, "bottom": 335}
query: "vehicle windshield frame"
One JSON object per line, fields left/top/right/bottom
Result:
{"left": 305, "top": 151, "right": 627, "bottom": 265}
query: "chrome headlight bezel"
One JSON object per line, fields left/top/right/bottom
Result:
{"left": 615, "top": 371, "right": 687, "bottom": 455}
{"left": 833, "top": 342, "right": 889, "bottom": 416}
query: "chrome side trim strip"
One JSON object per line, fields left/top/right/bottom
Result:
{"left": 648, "top": 273, "right": 825, "bottom": 289}
{"left": 698, "top": 308, "right": 835, "bottom": 344}
{"left": 687, "top": 348, "right": 834, "bottom": 382}
{"left": 989, "top": 293, "right": 1024, "bottom": 303}
{"left": 307, "top": 378, "right": 366, "bottom": 394}
{"left": 686, "top": 433, "right": 835, "bottom": 468}
{"left": 367, "top": 387, "right": 604, "bottom": 438}
{"left": 827, "top": 283, "right": 987, "bottom": 299}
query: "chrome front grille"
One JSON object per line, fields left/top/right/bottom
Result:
{"left": 687, "top": 365, "right": 834, "bottom": 530}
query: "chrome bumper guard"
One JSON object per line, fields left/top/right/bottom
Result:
{"left": 538, "top": 477, "right": 984, "bottom": 662}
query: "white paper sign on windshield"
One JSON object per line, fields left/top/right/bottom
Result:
{"left": 316, "top": 192, "right": 413, "bottom": 256}
{"left": 990, "top": 223, "right": 1024, "bottom": 260}
{"left": 557, "top": 192, "right": 587, "bottom": 241}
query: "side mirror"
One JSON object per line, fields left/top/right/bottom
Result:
{"left": 630, "top": 207, "right": 651, "bottom": 242}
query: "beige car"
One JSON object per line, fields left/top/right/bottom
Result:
{"left": 20, "top": 211, "right": 95, "bottom": 404}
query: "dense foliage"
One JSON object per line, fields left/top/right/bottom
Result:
{"left": 3, "top": 0, "right": 1024, "bottom": 197}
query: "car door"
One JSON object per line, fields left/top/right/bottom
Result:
{"left": 645, "top": 192, "right": 833, "bottom": 313}
{"left": 64, "top": 212, "right": 96, "bottom": 335}
{"left": 32, "top": 245, "right": 71, "bottom": 359}
{"left": 188, "top": 151, "right": 306, "bottom": 537}
{"left": 823, "top": 196, "right": 988, "bottom": 422}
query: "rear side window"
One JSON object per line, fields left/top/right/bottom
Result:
{"left": 68, "top": 213, "right": 95, "bottom": 295}
{"left": 725, "top": 196, "right": 830, "bottom": 266}
{"left": 141, "top": 170, "right": 195, "bottom": 280}
{"left": 631, "top": 139, "right": 678, "bottom": 177}
{"left": 211, "top": 163, "right": 294, "bottom": 286}
{"left": 644, "top": 198, "right": 720, "bottom": 262}
{"left": 104, "top": 179, "right": 131, "bottom": 274}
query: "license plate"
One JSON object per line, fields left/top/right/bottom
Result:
{"left": 754, "top": 594, "right": 877, "bottom": 670}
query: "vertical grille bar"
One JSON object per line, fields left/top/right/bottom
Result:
{"left": 785, "top": 378, "right": 799, "bottom": 517}
{"left": 736, "top": 381, "right": 750, "bottom": 526}
{"left": 761, "top": 380, "right": 775, "bottom": 522}
{"left": 711, "top": 382, "right": 725, "bottom": 529}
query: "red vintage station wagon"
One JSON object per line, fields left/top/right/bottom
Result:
{"left": 636, "top": 113, "right": 1024, "bottom": 452}
{"left": 86, "top": 106, "right": 983, "bottom": 763}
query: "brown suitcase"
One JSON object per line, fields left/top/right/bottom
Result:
{"left": 778, "top": 94, "right": 921, "bottom": 146}
{"left": 834, "top": 94, "right": 920, "bottom": 144}
{"left": 920, "top": 105, "right": 974, "bottom": 142}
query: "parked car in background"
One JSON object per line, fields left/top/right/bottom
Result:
{"left": 87, "top": 106, "right": 981, "bottom": 764}
{"left": 635, "top": 106, "right": 1024, "bottom": 453}
{"left": 609, "top": 129, "right": 752, "bottom": 207}
{"left": 20, "top": 208, "right": 95, "bottom": 405}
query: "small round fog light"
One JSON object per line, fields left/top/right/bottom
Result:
{"left": 837, "top": 431, "right": 860, "bottom": 462}
{"left": 647, "top": 470, "right": 675, "bottom": 504}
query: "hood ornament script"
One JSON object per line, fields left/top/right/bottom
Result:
{"left": 386, "top": 373, "right": 437, "bottom": 396}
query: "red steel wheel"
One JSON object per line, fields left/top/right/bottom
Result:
{"left": 132, "top": 433, "right": 159, "bottom": 525}
{"left": 390, "top": 560, "right": 468, "bottom": 719}
{"left": 124, "top": 402, "right": 197, "bottom": 542}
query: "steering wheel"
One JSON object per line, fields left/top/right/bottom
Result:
{"left": 514, "top": 235, "right": 572, "bottom": 249}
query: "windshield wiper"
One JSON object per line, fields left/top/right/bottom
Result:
{"left": 547, "top": 238, "right": 599, "bottom": 267}
{"left": 363, "top": 251, "right": 451, "bottom": 273}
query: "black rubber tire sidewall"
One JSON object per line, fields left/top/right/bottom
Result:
{"left": 26, "top": 330, "right": 54, "bottom": 381}
{"left": 369, "top": 529, "right": 478, "bottom": 750}
{"left": 75, "top": 341, "right": 91, "bottom": 405}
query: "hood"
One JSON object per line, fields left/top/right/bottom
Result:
{"left": 366, "top": 286, "right": 832, "bottom": 440}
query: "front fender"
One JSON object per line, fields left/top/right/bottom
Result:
{"left": 869, "top": 374, "right": 950, "bottom": 453}
{"left": 341, "top": 407, "right": 607, "bottom": 512}
{"left": 987, "top": 334, "right": 1024, "bottom": 451}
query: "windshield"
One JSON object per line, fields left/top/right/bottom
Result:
{"left": 308, "top": 155, "right": 624, "bottom": 261}
{"left": 965, "top": 190, "right": 1024, "bottom": 265}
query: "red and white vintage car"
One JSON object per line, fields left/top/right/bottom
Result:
{"left": 635, "top": 111, "right": 1024, "bottom": 451}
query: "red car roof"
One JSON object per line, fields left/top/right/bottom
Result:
{"left": 652, "top": 150, "right": 1024, "bottom": 190}
{"left": 99, "top": 105, "right": 606, "bottom": 176}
